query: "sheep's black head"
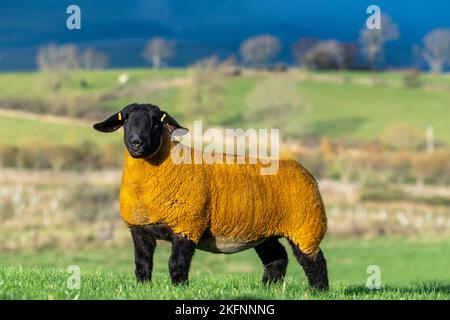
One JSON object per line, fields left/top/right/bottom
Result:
{"left": 93, "top": 103, "right": 188, "bottom": 158}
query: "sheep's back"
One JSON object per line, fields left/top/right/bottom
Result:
{"left": 207, "top": 158, "right": 326, "bottom": 244}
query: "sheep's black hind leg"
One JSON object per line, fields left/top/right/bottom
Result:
{"left": 130, "top": 226, "right": 156, "bottom": 282}
{"left": 289, "top": 240, "right": 329, "bottom": 291}
{"left": 169, "top": 235, "right": 196, "bottom": 285}
{"left": 254, "top": 238, "right": 288, "bottom": 285}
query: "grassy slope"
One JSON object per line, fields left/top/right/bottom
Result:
{"left": 301, "top": 82, "right": 450, "bottom": 142}
{"left": 313, "top": 70, "right": 450, "bottom": 86}
{"left": 1, "top": 237, "right": 449, "bottom": 299}
{"left": 0, "top": 69, "right": 186, "bottom": 98}
{"left": 0, "top": 69, "right": 186, "bottom": 146}
{"left": 0, "top": 69, "right": 449, "bottom": 145}
{"left": 0, "top": 115, "right": 119, "bottom": 146}
{"left": 217, "top": 75, "right": 450, "bottom": 143}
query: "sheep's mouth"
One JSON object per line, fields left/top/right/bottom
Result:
{"left": 129, "top": 148, "right": 145, "bottom": 158}
{"left": 128, "top": 138, "right": 163, "bottom": 159}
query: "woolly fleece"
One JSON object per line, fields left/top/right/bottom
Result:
{"left": 120, "top": 132, "right": 327, "bottom": 257}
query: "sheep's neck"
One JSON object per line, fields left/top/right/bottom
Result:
{"left": 122, "top": 132, "right": 176, "bottom": 186}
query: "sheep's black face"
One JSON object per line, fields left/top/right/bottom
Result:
{"left": 93, "top": 103, "right": 187, "bottom": 159}
{"left": 123, "top": 105, "right": 163, "bottom": 158}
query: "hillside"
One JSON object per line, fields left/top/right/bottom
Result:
{"left": 0, "top": 68, "right": 449, "bottom": 146}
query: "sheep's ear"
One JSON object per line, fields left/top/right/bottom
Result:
{"left": 93, "top": 112, "right": 124, "bottom": 132}
{"left": 160, "top": 111, "right": 188, "bottom": 136}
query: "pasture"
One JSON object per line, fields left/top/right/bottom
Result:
{"left": 0, "top": 68, "right": 449, "bottom": 300}
{"left": 0, "top": 236, "right": 449, "bottom": 299}
{"left": 0, "top": 69, "right": 450, "bottom": 145}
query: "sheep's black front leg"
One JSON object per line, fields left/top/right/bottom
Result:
{"left": 169, "top": 235, "right": 196, "bottom": 285}
{"left": 255, "top": 238, "right": 288, "bottom": 284}
{"left": 130, "top": 226, "right": 156, "bottom": 282}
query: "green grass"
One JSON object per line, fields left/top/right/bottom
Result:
{"left": 1, "top": 237, "right": 448, "bottom": 299}
{"left": 300, "top": 82, "right": 450, "bottom": 142}
{"left": 98, "top": 86, "right": 183, "bottom": 114}
{"left": 0, "top": 115, "right": 119, "bottom": 146}
{"left": 0, "top": 68, "right": 186, "bottom": 98}
{"left": 209, "top": 74, "right": 450, "bottom": 143}
{"left": 1, "top": 69, "right": 450, "bottom": 146}
{"left": 316, "top": 70, "right": 450, "bottom": 86}
{"left": 150, "top": 72, "right": 450, "bottom": 144}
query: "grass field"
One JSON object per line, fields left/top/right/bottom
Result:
{"left": 0, "top": 114, "right": 119, "bottom": 146}
{"left": 0, "top": 69, "right": 449, "bottom": 300}
{"left": 0, "top": 69, "right": 450, "bottom": 146}
{"left": 0, "top": 69, "right": 187, "bottom": 99}
{"left": 1, "top": 237, "right": 449, "bottom": 299}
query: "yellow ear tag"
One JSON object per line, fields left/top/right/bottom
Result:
{"left": 118, "top": 112, "right": 122, "bottom": 121}
{"left": 160, "top": 113, "right": 167, "bottom": 122}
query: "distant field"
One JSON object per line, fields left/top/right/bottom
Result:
{"left": 204, "top": 75, "right": 450, "bottom": 143}
{"left": 0, "top": 114, "right": 119, "bottom": 146}
{"left": 299, "top": 81, "right": 450, "bottom": 142}
{"left": 0, "top": 69, "right": 186, "bottom": 99}
{"left": 0, "top": 237, "right": 449, "bottom": 299}
{"left": 321, "top": 70, "right": 450, "bottom": 86}
{"left": 0, "top": 68, "right": 449, "bottom": 146}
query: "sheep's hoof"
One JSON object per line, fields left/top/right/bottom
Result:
{"left": 262, "top": 271, "right": 285, "bottom": 285}
{"left": 171, "top": 275, "right": 189, "bottom": 286}
{"left": 310, "top": 281, "right": 329, "bottom": 291}
{"left": 262, "top": 259, "right": 287, "bottom": 285}
{"left": 135, "top": 269, "right": 152, "bottom": 283}
{"left": 136, "top": 277, "right": 151, "bottom": 283}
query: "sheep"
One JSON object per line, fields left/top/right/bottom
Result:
{"left": 93, "top": 103, "right": 328, "bottom": 290}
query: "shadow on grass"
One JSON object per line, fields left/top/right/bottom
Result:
{"left": 344, "top": 282, "right": 450, "bottom": 296}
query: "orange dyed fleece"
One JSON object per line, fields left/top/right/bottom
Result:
{"left": 120, "top": 132, "right": 327, "bottom": 257}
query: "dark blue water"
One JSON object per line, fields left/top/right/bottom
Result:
{"left": 0, "top": 0, "right": 449, "bottom": 70}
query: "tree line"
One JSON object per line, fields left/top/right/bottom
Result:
{"left": 37, "top": 14, "right": 450, "bottom": 73}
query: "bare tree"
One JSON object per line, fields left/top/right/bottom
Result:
{"left": 37, "top": 43, "right": 80, "bottom": 71}
{"left": 420, "top": 29, "right": 450, "bottom": 73}
{"left": 79, "top": 48, "right": 109, "bottom": 69}
{"left": 37, "top": 44, "right": 110, "bottom": 71}
{"left": 142, "top": 37, "right": 175, "bottom": 68}
{"left": 303, "top": 40, "right": 344, "bottom": 70}
{"left": 359, "top": 14, "right": 399, "bottom": 68}
{"left": 293, "top": 39, "right": 357, "bottom": 70}
{"left": 292, "top": 37, "right": 319, "bottom": 66}
{"left": 240, "top": 34, "right": 281, "bottom": 67}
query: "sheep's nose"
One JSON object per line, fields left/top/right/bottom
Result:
{"left": 131, "top": 137, "right": 143, "bottom": 148}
